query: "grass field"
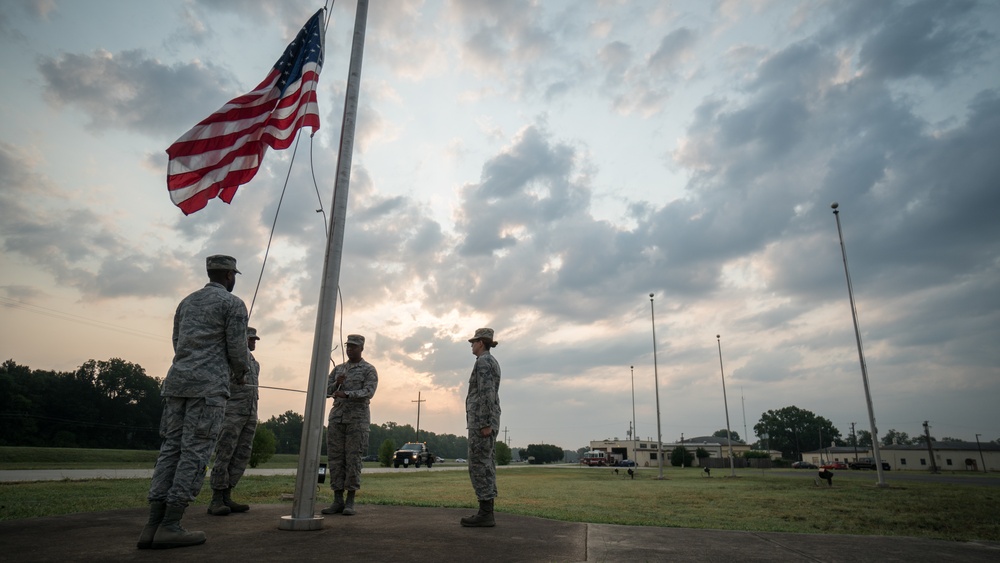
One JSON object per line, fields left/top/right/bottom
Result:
{"left": 2, "top": 447, "right": 998, "bottom": 542}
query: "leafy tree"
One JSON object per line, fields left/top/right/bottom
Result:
{"left": 496, "top": 441, "right": 512, "bottom": 465}
{"left": 378, "top": 438, "right": 396, "bottom": 467}
{"left": 881, "top": 429, "right": 912, "bottom": 446}
{"left": 0, "top": 358, "right": 161, "bottom": 449}
{"left": 753, "top": 406, "right": 842, "bottom": 459}
{"left": 856, "top": 429, "right": 872, "bottom": 448}
{"left": 941, "top": 436, "right": 964, "bottom": 442}
{"left": 249, "top": 425, "right": 276, "bottom": 468}
{"left": 712, "top": 429, "right": 742, "bottom": 443}
{"left": 524, "top": 443, "right": 563, "bottom": 464}
{"left": 670, "top": 446, "right": 694, "bottom": 467}
{"left": 367, "top": 421, "right": 468, "bottom": 459}
{"left": 695, "top": 447, "right": 710, "bottom": 459}
{"left": 744, "top": 450, "right": 770, "bottom": 459}
{"left": 262, "top": 411, "right": 304, "bottom": 454}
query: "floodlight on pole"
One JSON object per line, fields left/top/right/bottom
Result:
{"left": 831, "top": 202, "right": 887, "bottom": 487}
{"left": 716, "top": 335, "right": 736, "bottom": 477}
{"left": 649, "top": 293, "right": 665, "bottom": 480}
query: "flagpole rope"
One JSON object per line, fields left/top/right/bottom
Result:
{"left": 310, "top": 131, "right": 346, "bottom": 366}
{"left": 247, "top": 132, "right": 303, "bottom": 321}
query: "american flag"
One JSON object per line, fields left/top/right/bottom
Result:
{"left": 166, "top": 9, "right": 325, "bottom": 215}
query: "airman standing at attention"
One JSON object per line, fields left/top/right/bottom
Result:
{"left": 138, "top": 255, "right": 250, "bottom": 550}
{"left": 208, "top": 326, "right": 262, "bottom": 515}
{"left": 322, "top": 334, "right": 378, "bottom": 516}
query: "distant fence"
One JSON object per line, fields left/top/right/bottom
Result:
{"left": 697, "top": 457, "right": 774, "bottom": 469}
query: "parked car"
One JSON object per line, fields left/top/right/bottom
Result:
{"left": 820, "top": 461, "right": 848, "bottom": 470}
{"left": 455, "top": 458, "right": 467, "bottom": 463}
{"left": 616, "top": 459, "right": 637, "bottom": 467}
{"left": 362, "top": 454, "right": 378, "bottom": 462}
{"left": 792, "top": 461, "right": 818, "bottom": 469}
{"left": 849, "top": 457, "right": 891, "bottom": 471}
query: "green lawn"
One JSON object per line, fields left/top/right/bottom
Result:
{"left": 2, "top": 448, "right": 998, "bottom": 542}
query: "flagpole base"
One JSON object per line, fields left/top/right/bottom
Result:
{"left": 278, "top": 515, "right": 324, "bottom": 531}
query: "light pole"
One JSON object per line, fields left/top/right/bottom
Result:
{"left": 975, "top": 434, "right": 987, "bottom": 473}
{"left": 831, "top": 202, "right": 886, "bottom": 487}
{"left": 716, "top": 335, "right": 736, "bottom": 477}
{"left": 630, "top": 365, "right": 637, "bottom": 464}
{"left": 649, "top": 293, "right": 665, "bottom": 479}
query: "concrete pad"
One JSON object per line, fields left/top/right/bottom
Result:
{"left": 0, "top": 503, "right": 585, "bottom": 563}
{"left": 1, "top": 503, "right": 998, "bottom": 562}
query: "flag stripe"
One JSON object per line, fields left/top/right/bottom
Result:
{"left": 165, "top": 9, "right": 325, "bottom": 215}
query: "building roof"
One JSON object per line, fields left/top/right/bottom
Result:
{"left": 682, "top": 436, "right": 747, "bottom": 447}
{"left": 881, "top": 440, "right": 1000, "bottom": 452}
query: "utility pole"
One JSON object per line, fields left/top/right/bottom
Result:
{"left": 851, "top": 422, "right": 858, "bottom": 461}
{"left": 975, "top": 434, "right": 987, "bottom": 473}
{"left": 923, "top": 421, "right": 938, "bottom": 473}
{"left": 503, "top": 426, "right": 510, "bottom": 447}
{"left": 412, "top": 392, "right": 426, "bottom": 442}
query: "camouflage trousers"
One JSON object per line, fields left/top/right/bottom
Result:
{"left": 327, "top": 422, "right": 369, "bottom": 491}
{"left": 209, "top": 406, "right": 257, "bottom": 491}
{"left": 148, "top": 396, "right": 226, "bottom": 507}
{"left": 467, "top": 429, "right": 497, "bottom": 501}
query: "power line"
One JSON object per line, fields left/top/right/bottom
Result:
{"left": 0, "top": 297, "right": 166, "bottom": 342}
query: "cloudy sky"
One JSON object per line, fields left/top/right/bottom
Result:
{"left": 2, "top": 0, "right": 999, "bottom": 451}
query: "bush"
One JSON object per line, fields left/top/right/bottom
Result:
{"left": 249, "top": 425, "right": 277, "bottom": 468}
{"left": 496, "top": 441, "right": 511, "bottom": 466}
{"left": 378, "top": 438, "right": 396, "bottom": 467}
{"left": 670, "top": 446, "right": 694, "bottom": 467}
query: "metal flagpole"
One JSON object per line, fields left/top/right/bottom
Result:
{"left": 649, "top": 293, "right": 665, "bottom": 480}
{"left": 280, "top": 0, "right": 369, "bottom": 530}
{"left": 716, "top": 335, "right": 736, "bottom": 477}
{"left": 831, "top": 202, "right": 887, "bottom": 488}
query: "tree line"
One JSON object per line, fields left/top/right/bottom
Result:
{"left": 0, "top": 359, "right": 477, "bottom": 457}
{"left": 259, "top": 413, "right": 472, "bottom": 459}
{"left": 1, "top": 359, "right": 163, "bottom": 450}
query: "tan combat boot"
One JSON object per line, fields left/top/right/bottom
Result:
{"left": 223, "top": 487, "right": 250, "bottom": 512}
{"left": 460, "top": 499, "right": 495, "bottom": 527}
{"left": 152, "top": 504, "right": 207, "bottom": 549}
{"left": 207, "top": 489, "right": 231, "bottom": 516}
{"left": 136, "top": 501, "right": 166, "bottom": 549}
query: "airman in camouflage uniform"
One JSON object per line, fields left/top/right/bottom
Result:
{"left": 138, "top": 255, "right": 250, "bottom": 550}
{"left": 321, "top": 334, "right": 378, "bottom": 516}
{"left": 461, "top": 328, "right": 501, "bottom": 528}
{"left": 208, "top": 326, "right": 261, "bottom": 516}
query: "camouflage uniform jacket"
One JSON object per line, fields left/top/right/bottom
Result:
{"left": 161, "top": 282, "right": 251, "bottom": 399}
{"left": 226, "top": 351, "right": 259, "bottom": 417}
{"left": 327, "top": 359, "right": 378, "bottom": 425}
{"left": 466, "top": 351, "right": 501, "bottom": 431}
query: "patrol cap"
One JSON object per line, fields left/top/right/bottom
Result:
{"left": 206, "top": 254, "right": 241, "bottom": 274}
{"left": 247, "top": 327, "right": 260, "bottom": 340}
{"left": 345, "top": 334, "right": 365, "bottom": 347}
{"left": 468, "top": 328, "right": 498, "bottom": 347}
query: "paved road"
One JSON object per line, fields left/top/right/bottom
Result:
{"left": 0, "top": 465, "right": 472, "bottom": 482}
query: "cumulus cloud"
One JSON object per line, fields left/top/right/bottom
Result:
{"left": 38, "top": 49, "right": 241, "bottom": 137}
